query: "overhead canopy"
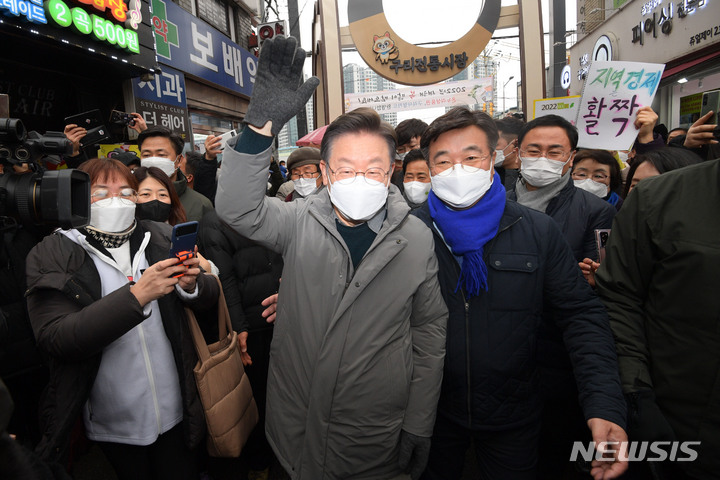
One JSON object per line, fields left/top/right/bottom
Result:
{"left": 296, "top": 125, "right": 328, "bottom": 147}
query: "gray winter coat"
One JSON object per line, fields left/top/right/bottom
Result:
{"left": 216, "top": 143, "right": 448, "bottom": 480}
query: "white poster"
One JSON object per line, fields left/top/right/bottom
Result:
{"left": 533, "top": 96, "right": 581, "bottom": 124}
{"left": 344, "top": 77, "right": 494, "bottom": 115}
{"left": 576, "top": 61, "right": 665, "bottom": 150}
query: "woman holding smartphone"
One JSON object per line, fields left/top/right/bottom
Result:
{"left": 26, "top": 157, "right": 219, "bottom": 480}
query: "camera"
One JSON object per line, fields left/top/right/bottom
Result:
{"left": 110, "top": 110, "right": 136, "bottom": 128}
{"left": 0, "top": 117, "right": 90, "bottom": 229}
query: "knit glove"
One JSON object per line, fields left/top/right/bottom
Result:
{"left": 398, "top": 430, "right": 431, "bottom": 480}
{"left": 627, "top": 390, "right": 676, "bottom": 442}
{"left": 244, "top": 35, "right": 320, "bottom": 136}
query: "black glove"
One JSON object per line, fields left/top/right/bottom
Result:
{"left": 398, "top": 430, "right": 431, "bottom": 480}
{"left": 244, "top": 35, "right": 320, "bottom": 136}
{"left": 627, "top": 390, "right": 676, "bottom": 442}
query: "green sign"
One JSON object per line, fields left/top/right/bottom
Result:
{"left": 45, "top": 0, "right": 140, "bottom": 53}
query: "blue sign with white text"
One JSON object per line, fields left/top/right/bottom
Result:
{"left": 132, "top": 65, "right": 187, "bottom": 109}
{"left": 150, "top": 0, "right": 256, "bottom": 97}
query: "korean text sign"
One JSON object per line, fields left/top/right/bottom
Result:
{"left": 150, "top": 0, "right": 256, "bottom": 97}
{"left": 576, "top": 61, "right": 665, "bottom": 150}
{"left": 533, "top": 96, "right": 580, "bottom": 124}
{"left": 345, "top": 78, "right": 494, "bottom": 115}
{"left": 132, "top": 65, "right": 191, "bottom": 140}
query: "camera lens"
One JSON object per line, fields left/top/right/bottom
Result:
{"left": 0, "top": 169, "right": 90, "bottom": 229}
{"left": 0, "top": 118, "right": 26, "bottom": 142}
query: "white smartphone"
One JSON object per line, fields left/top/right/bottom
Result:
{"left": 218, "top": 129, "right": 237, "bottom": 150}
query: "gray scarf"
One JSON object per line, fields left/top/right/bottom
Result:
{"left": 515, "top": 171, "right": 571, "bottom": 213}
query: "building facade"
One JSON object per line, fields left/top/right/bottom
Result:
{"left": 568, "top": 0, "right": 720, "bottom": 129}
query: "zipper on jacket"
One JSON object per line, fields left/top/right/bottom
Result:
{"left": 137, "top": 324, "right": 163, "bottom": 434}
{"left": 463, "top": 296, "right": 472, "bottom": 427}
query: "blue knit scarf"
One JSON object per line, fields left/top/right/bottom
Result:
{"left": 428, "top": 172, "right": 506, "bottom": 297}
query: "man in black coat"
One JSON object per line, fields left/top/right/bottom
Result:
{"left": 507, "top": 115, "right": 617, "bottom": 478}
{"left": 413, "top": 107, "right": 627, "bottom": 480}
{"left": 198, "top": 209, "right": 282, "bottom": 478}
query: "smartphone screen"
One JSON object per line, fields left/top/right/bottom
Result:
{"left": 595, "top": 229, "right": 611, "bottom": 263}
{"left": 169, "top": 221, "right": 198, "bottom": 276}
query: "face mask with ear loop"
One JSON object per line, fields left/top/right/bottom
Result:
{"left": 328, "top": 175, "right": 389, "bottom": 221}
{"left": 494, "top": 141, "right": 516, "bottom": 167}
{"left": 140, "top": 156, "right": 178, "bottom": 178}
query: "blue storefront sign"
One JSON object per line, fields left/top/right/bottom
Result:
{"left": 132, "top": 65, "right": 192, "bottom": 140}
{"left": 150, "top": 0, "right": 257, "bottom": 97}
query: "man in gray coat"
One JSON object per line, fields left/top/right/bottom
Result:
{"left": 216, "top": 36, "right": 448, "bottom": 480}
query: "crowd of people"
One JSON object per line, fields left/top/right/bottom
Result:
{"left": 1, "top": 34, "right": 719, "bottom": 480}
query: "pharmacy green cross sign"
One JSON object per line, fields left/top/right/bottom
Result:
{"left": 151, "top": 0, "right": 179, "bottom": 60}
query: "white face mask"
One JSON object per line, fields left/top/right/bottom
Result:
{"left": 520, "top": 155, "right": 572, "bottom": 188}
{"left": 574, "top": 178, "right": 609, "bottom": 198}
{"left": 294, "top": 177, "right": 318, "bottom": 197}
{"left": 89, "top": 197, "right": 136, "bottom": 233}
{"left": 141, "top": 156, "right": 177, "bottom": 177}
{"left": 329, "top": 177, "right": 389, "bottom": 222}
{"left": 430, "top": 164, "right": 493, "bottom": 209}
{"left": 403, "top": 181, "right": 431, "bottom": 204}
{"left": 494, "top": 143, "right": 514, "bottom": 167}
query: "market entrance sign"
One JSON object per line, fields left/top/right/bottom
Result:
{"left": 347, "top": 0, "right": 501, "bottom": 86}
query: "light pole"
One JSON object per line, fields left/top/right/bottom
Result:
{"left": 502, "top": 76, "right": 515, "bottom": 117}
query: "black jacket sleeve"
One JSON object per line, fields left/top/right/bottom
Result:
{"left": 194, "top": 155, "right": 219, "bottom": 204}
{"left": 27, "top": 284, "right": 146, "bottom": 362}
{"left": 197, "top": 213, "right": 248, "bottom": 333}
{"left": 267, "top": 159, "right": 284, "bottom": 198}
{"left": 541, "top": 216, "right": 627, "bottom": 429}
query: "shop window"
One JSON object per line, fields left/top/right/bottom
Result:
{"left": 172, "top": 0, "right": 229, "bottom": 35}
{"left": 196, "top": 0, "right": 230, "bottom": 35}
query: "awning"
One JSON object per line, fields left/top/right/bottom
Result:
{"left": 662, "top": 49, "right": 720, "bottom": 79}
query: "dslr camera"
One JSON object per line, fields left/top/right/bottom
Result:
{"left": 0, "top": 117, "right": 90, "bottom": 229}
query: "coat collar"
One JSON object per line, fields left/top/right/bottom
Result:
{"left": 173, "top": 170, "right": 188, "bottom": 197}
{"left": 308, "top": 184, "right": 410, "bottom": 235}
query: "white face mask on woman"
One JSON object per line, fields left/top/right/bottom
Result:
{"left": 141, "top": 156, "right": 177, "bottom": 177}
{"left": 329, "top": 177, "right": 388, "bottom": 221}
{"left": 520, "top": 155, "right": 572, "bottom": 188}
{"left": 574, "top": 178, "right": 608, "bottom": 198}
{"left": 430, "top": 164, "right": 493, "bottom": 209}
{"left": 403, "top": 181, "right": 431, "bottom": 204}
{"left": 89, "top": 197, "right": 136, "bottom": 232}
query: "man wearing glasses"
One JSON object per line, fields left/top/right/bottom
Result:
{"left": 284, "top": 146, "right": 324, "bottom": 201}
{"left": 412, "top": 107, "right": 627, "bottom": 480}
{"left": 509, "top": 115, "right": 616, "bottom": 264}
{"left": 216, "top": 37, "right": 447, "bottom": 480}
{"left": 507, "top": 115, "right": 617, "bottom": 478}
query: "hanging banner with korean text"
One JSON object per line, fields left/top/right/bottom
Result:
{"left": 150, "top": 0, "right": 257, "bottom": 97}
{"left": 576, "top": 61, "right": 665, "bottom": 150}
{"left": 131, "top": 65, "right": 192, "bottom": 141}
{"left": 533, "top": 96, "right": 580, "bottom": 123}
{"left": 344, "top": 78, "right": 494, "bottom": 115}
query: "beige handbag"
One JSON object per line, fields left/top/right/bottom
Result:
{"left": 185, "top": 275, "right": 259, "bottom": 457}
